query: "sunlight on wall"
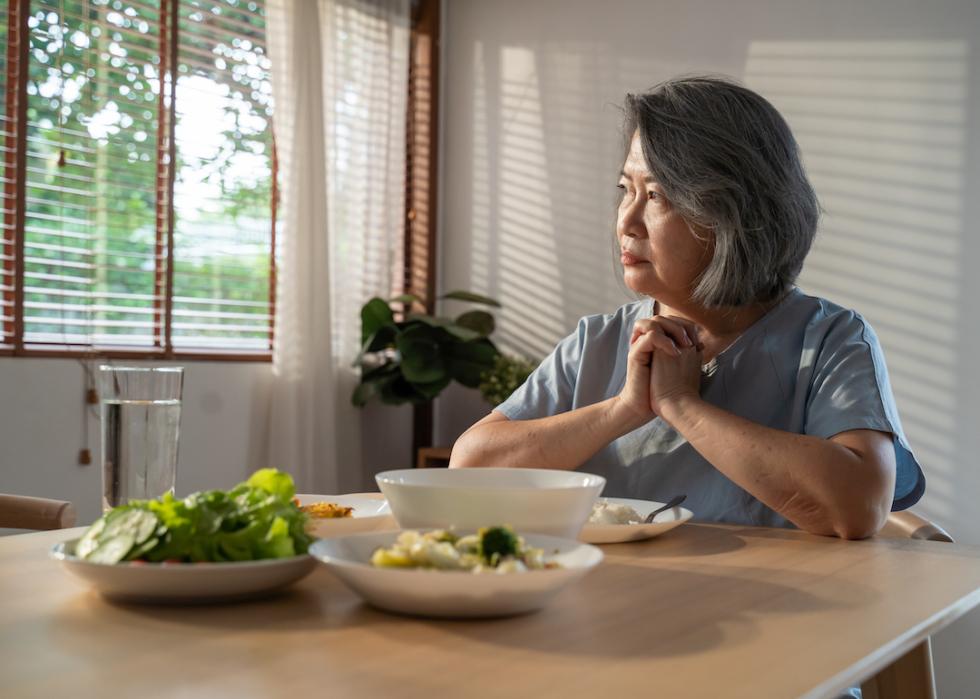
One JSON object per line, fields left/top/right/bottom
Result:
{"left": 746, "top": 40, "right": 968, "bottom": 522}
{"left": 469, "top": 45, "right": 567, "bottom": 358}
{"left": 468, "top": 42, "right": 493, "bottom": 309}
{"left": 466, "top": 42, "right": 660, "bottom": 361}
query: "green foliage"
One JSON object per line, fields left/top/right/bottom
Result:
{"left": 352, "top": 291, "right": 502, "bottom": 406}
{"left": 75, "top": 468, "right": 312, "bottom": 563}
{"left": 478, "top": 353, "right": 538, "bottom": 406}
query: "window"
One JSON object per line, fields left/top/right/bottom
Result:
{"left": 1, "top": 0, "right": 277, "bottom": 358}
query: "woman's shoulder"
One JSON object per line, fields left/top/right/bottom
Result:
{"left": 789, "top": 289, "right": 880, "bottom": 343}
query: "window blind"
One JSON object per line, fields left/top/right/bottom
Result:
{"left": 171, "top": 0, "right": 274, "bottom": 350}
{"left": 23, "top": 0, "right": 166, "bottom": 347}
{"left": 1, "top": 0, "right": 276, "bottom": 357}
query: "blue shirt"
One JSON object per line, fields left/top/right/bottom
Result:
{"left": 496, "top": 288, "right": 925, "bottom": 528}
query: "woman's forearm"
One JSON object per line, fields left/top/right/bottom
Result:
{"left": 450, "top": 398, "right": 649, "bottom": 470}
{"left": 659, "top": 394, "right": 894, "bottom": 539}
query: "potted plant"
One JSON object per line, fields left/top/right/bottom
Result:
{"left": 352, "top": 291, "right": 503, "bottom": 407}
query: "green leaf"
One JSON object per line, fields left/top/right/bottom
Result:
{"left": 413, "top": 374, "right": 452, "bottom": 399}
{"left": 351, "top": 366, "right": 399, "bottom": 406}
{"left": 404, "top": 314, "right": 451, "bottom": 326}
{"left": 447, "top": 339, "right": 499, "bottom": 388}
{"left": 361, "top": 297, "right": 394, "bottom": 345}
{"left": 396, "top": 326, "right": 448, "bottom": 384}
{"left": 440, "top": 290, "right": 501, "bottom": 307}
{"left": 352, "top": 380, "right": 379, "bottom": 407}
{"left": 454, "top": 310, "right": 495, "bottom": 337}
{"left": 365, "top": 325, "right": 397, "bottom": 352}
{"left": 444, "top": 325, "right": 480, "bottom": 341}
{"left": 361, "top": 362, "right": 401, "bottom": 382}
{"left": 380, "top": 376, "right": 428, "bottom": 405}
{"left": 353, "top": 325, "right": 397, "bottom": 367}
{"left": 246, "top": 468, "right": 296, "bottom": 502}
{"left": 406, "top": 314, "right": 480, "bottom": 341}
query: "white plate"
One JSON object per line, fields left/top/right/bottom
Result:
{"left": 579, "top": 497, "right": 693, "bottom": 544}
{"left": 309, "top": 530, "right": 603, "bottom": 618}
{"left": 295, "top": 493, "right": 397, "bottom": 538}
{"left": 51, "top": 539, "right": 316, "bottom": 604}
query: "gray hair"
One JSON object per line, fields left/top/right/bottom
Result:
{"left": 624, "top": 75, "right": 820, "bottom": 307}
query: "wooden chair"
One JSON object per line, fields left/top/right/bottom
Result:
{"left": 878, "top": 510, "right": 953, "bottom": 543}
{"left": 861, "top": 510, "right": 952, "bottom": 699}
{"left": 0, "top": 494, "right": 77, "bottom": 531}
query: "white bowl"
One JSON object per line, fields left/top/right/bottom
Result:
{"left": 309, "top": 530, "right": 603, "bottom": 618}
{"left": 295, "top": 493, "right": 397, "bottom": 538}
{"left": 375, "top": 468, "right": 605, "bottom": 539}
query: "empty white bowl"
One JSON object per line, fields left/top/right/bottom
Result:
{"left": 375, "top": 468, "right": 605, "bottom": 538}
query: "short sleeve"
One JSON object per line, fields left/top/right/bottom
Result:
{"left": 494, "top": 319, "right": 587, "bottom": 421}
{"left": 804, "top": 312, "right": 925, "bottom": 511}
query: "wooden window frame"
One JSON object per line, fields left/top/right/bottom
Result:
{"left": 1, "top": 0, "right": 276, "bottom": 362}
{"left": 1, "top": 0, "right": 437, "bottom": 364}
{"left": 405, "top": 0, "right": 441, "bottom": 456}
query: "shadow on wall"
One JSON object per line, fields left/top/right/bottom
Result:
{"left": 465, "top": 40, "right": 664, "bottom": 360}
{"left": 745, "top": 40, "right": 968, "bottom": 529}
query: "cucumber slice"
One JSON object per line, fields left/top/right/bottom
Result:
{"left": 88, "top": 533, "right": 136, "bottom": 564}
{"left": 127, "top": 536, "right": 160, "bottom": 560}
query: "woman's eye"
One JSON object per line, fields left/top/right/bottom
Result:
{"left": 647, "top": 191, "right": 659, "bottom": 201}
{"left": 616, "top": 183, "right": 627, "bottom": 192}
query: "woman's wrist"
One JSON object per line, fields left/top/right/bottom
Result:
{"left": 658, "top": 392, "right": 703, "bottom": 430}
{"left": 606, "top": 396, "right": 655, "bottom": 435}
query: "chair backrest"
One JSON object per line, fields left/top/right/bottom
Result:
{"left": 864, "top": 510, "right": 949, "bottom": 699}
{"left": 879, "top": 510, "right": 953, "bottom": 543}
{"left": 0, "top": 494, "right": 77, "bottom": 531}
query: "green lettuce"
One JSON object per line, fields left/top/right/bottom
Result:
{"left": 76, "top": 468, "right": 313, "bottom": 564}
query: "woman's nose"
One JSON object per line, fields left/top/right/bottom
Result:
{"left": 618, "top": 198, "right": 647, "bottom": 239}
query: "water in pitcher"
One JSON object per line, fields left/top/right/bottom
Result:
{"left": 101, "top": 399, "right": 181, "bottom": 511}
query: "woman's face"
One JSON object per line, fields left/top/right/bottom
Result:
{"left": 617, "top": 131, "right": 712, "bottom": 301}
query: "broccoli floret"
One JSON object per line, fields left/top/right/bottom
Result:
{"left": 480, "top": 526, "right": 519, "bottom": 564}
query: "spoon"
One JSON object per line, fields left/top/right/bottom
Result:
{"left": 643, "top": 494, "right": 687, "bottom": 524}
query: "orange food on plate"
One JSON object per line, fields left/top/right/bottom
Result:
{"left": 295, "top": 500, "right": 354, "bottom": 519}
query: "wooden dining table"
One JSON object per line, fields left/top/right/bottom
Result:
{"left": 3, "top": 522, "right": 980, "bottom": 699}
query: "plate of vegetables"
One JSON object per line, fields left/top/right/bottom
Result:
{"left": 50, "top": 469, "right": 317, "bottom": 603}
{"left": 309, "top": 525, "right": 603, "bottom": 618}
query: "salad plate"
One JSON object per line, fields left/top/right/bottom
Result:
{"left": 295, "top": 493, "right": 397, "bottom": 538}
{"left": 50, "top": 469, "right": 319, "bottom": 603}
{"left": 579, "top": 497, "right": 693, "bottom": 544}
{"left": 309, "top": 529, "right": 603, "bottom": 618}
{"left": 51, "top": 539, "right": 316, "bottom": 603}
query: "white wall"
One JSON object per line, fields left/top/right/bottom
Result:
{"left": 0, "top": 357, "right": 412, "bottom": 528}
{"left": 0, "top": 358, "right": 274, "bottom": 526}
{"left": 437, "top": 1, "right": 980, "bottom": 696}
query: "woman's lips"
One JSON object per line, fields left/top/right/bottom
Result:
{"left": 621, "top": 251, "right": 649, "bottom": 265}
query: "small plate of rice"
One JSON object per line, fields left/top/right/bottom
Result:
{"left": 580, "top": 497, "right": 692, "bottom": 544}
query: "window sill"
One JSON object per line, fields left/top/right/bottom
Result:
{"left": 0, "top": 345, "right": 272, "bottom": 362}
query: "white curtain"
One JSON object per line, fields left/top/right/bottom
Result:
{"left": 265, "top": 0, "right": 410, "bottom": 494}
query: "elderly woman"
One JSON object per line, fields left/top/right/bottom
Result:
{"left": 450, "top": 75, "right": 924, "bottom": 540}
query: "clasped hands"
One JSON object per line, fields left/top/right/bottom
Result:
{"left": 620, "top": 314, "right": 704, "bottom": 422}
